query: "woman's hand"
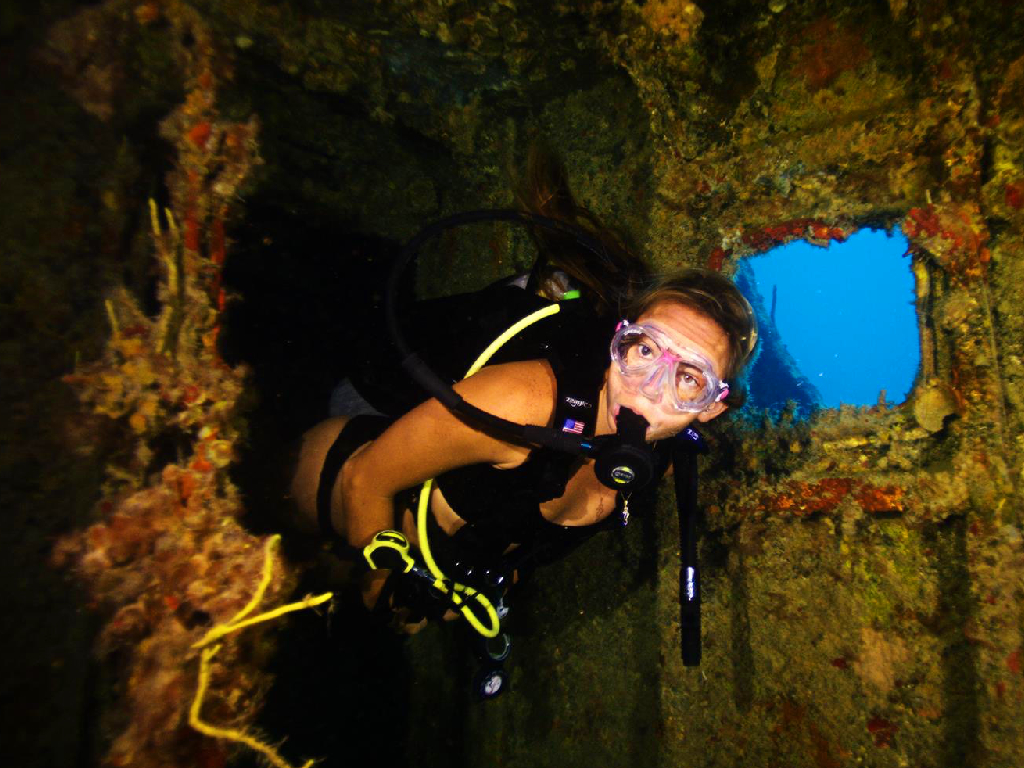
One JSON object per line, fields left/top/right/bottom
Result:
{"left": 360, "top": 568, "right": 456, "bottom": 634}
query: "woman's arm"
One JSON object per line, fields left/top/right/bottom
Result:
{"left": 340, "top": 359, "right": 558, "bottom": 547}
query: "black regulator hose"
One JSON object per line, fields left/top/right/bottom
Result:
{"left": 384, "top": 209, "right": 656, "bottom": 492}
{"left": 672, "top": 428, "right": 707, "bottom": 666}
{"left": 384, "top": 210, "right": 606, "bottom": 448}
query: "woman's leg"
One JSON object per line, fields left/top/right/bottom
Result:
{"left": 289, "top": 417, "right": 352, "bottom": 537}
{"left": 289, "top": 414, "right": 394, "bottom": 540}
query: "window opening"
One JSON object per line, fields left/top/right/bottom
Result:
{"left": 734, "top": 227, "right": 918, "bottom": 416}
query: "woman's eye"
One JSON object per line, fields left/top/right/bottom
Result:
{"left": 637, "top": 336, "right": 663, "bottom": 357}
{"left": 676, "top": 368, "right": 705, "bottom": 394}
{"left": 623, "top": 340, "right": 656, "bottom": 365}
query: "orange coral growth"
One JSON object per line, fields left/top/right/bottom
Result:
{"left": 741, "top": 218, "right": 849, "bottom": 252}
{"left": 1005, "top": 182, "right": 1023, "bottom": 210}
{"left": 51, "top": 3, "right": 289, "bottom": 767}
{"left": 707, "top": 246, "right": 730, "bottom": 271}
{"left": 851, "top": 482, "right": 906, "bottom": 514}
{"left": 640, "top": 0, "right": 703, "bottom": 44}
{"left": 903, "top": 203, "right": 990, "bottom": 281}
{"left": 866, "top": 715, "right": 898, "bottom": 747}
{"left": 188, "top": 121, "right": 212, "bottom": 149}
{"left": 55, "top": 452, "right": 295, "bottom": 764}
{"left": 791, "top": 19, "right": 870, "bottom": 92}
{"left": 134, "top": 2, "right": 160, "bottom": 26}
{"left": 755, "top": 478, "right": 908, "bottom": 516}
{"left": 184, "top": 210, "right": 201, "bottom": 252}
{"left": 210, "top": 216, "right": 226, "bottom": 265}
{"left": 759, "top": 478, "right": 853, "bottom": 516}
{"left": 1008, "top": 649, "right": 1022, "bottom": 675}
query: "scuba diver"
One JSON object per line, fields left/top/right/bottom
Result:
{"left": 285, "top": 148, "right": 758, "bottom": 693}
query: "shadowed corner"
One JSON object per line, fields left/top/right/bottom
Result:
{"left": 931, "top": 516, "right": 982, "bottom": 768}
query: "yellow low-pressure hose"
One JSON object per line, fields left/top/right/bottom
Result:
{"left": 415, "top": 302, "right": 561, "bottom": 637}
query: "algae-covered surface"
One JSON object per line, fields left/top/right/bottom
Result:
{"left": 2, "top": 1, "right": 1023, "bottom": 767}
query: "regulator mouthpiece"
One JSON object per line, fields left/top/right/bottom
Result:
{"left": 594, "top": 408, "right": 654, "bottom": 492}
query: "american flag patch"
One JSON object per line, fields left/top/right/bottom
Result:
{"left": 562, "top": 418, "right": 585, "bottom": 434}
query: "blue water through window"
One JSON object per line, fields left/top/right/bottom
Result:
{"left": 734, "top": 227, "right": 919, "bottom": 415}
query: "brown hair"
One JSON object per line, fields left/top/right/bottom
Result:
{"left": 514, "top": 144, "right": 650, "bottom": 316}
{"left": 624, "top": 269, "right": 759, "bottom": 383}
{"left": 515, "top": 147, "right": 757, "bottom": 403}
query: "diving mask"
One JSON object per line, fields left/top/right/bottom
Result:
{"left": 610, "top": 321, "right": 730, "bottom": 413}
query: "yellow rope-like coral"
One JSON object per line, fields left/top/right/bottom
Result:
{"left": 105, "top": 299, "right": 120, "bottom": 338}
{"left": 190, "top": 645, "right": 316, "bottom": 768}
{"left": 148, "top": 198, "right": 180, "bottom": 354}
{"left": 193, "top": 593, "right": 334, "bottom": 649}
{"left": 189, "top": 534, "right": 332, "bottom": 768}
{"left": 148, "top": 198, "right": 162, "bottom": 238}
{"left": 193, "top": 533, "right": 287, "bottom": 647}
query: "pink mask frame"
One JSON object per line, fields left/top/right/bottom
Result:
{"left": 610, "top": 320, "right": 730, "bottom": 413}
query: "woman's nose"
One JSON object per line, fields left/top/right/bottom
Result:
{"left": 639, "top": 364, "right": 667, "bottom": 403}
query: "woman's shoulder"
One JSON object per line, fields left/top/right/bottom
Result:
{"left": 345, "top": 358, "right": 557, "bottom": 489}
{"left": 454, "top": 359, "right": 558, "bottom": 428}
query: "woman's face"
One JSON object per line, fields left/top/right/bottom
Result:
{"left": 602, "top": 301, "right": 732, "bottom": 441}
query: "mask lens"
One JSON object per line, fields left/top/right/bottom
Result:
{"left": 612, "top": 322, "right": 724, "bottom": 412}
{"left": 675, "top": 363, "right": 709, "bottom": 404}
{"left": 614, "top": 328, "right": 663, "bottom": 373}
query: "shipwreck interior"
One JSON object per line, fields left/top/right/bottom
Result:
{"left": 1, "top": 1, "right": 1023, "bottom": 767}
